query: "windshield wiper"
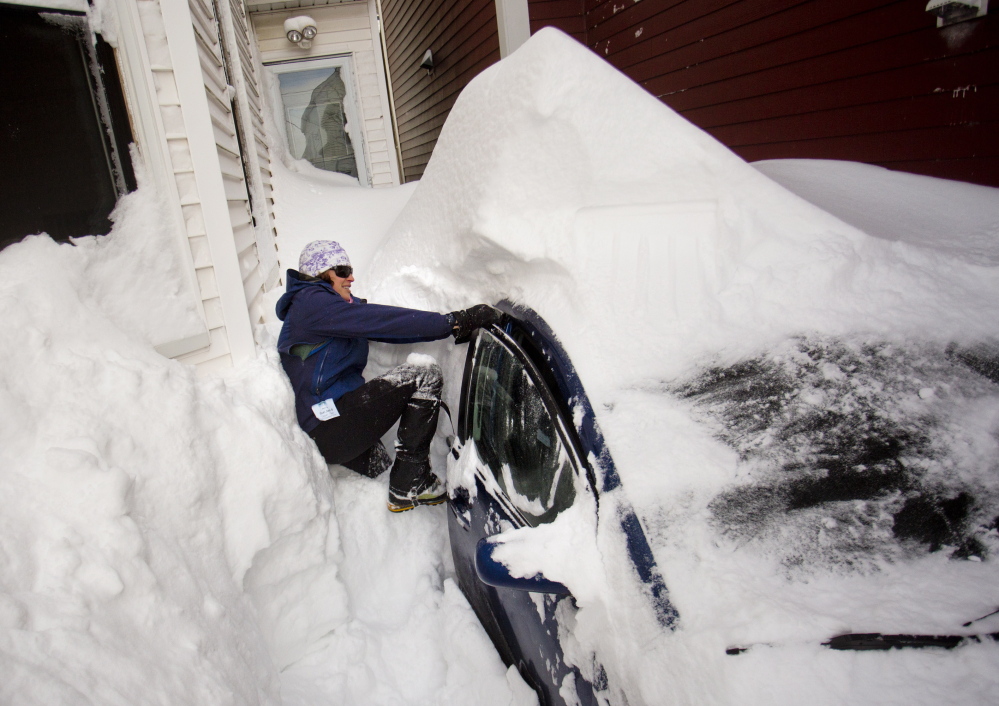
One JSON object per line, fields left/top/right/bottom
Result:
{"left": 823, "top": 632, "right": 998, "bottom": 651}
{"left": 727, "top": 631, "right": 999, "bottom": 655}
{"left": 963, "top": 606, "right": 999, "bottom": 627}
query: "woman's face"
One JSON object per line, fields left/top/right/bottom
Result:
{"left": 326, "top": 268, "right": 354, "bottom": 301}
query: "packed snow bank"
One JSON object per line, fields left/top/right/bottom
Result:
{"left": 0, "top": 204, "right": 349, "bottom": 703}
{"left": 367, "top": 27, "right": 999, "bottom": 705}
{"left": 0, "top": 172, "right": 521, "bottom": 703}
{"left": 753, "top": 159, "right": 999, "bottom": 265}
{"left": 267, "top": 158, "right": 417, "bottom": 304}
{"left": 9, "top": 175, "right": 209, "bottom": 353}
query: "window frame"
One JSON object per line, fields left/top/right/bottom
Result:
{"left": 264, "top": 54, "right": 369, "bottom": 185}
{"left": 1, "top": 4, "right": 137, "bottom": 247}
{"left": 460, "top": 325, "right": 588, "bottom": 527}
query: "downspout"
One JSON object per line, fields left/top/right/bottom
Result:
{"left": 374, "top": 0, "right": 405, "bottom": 183}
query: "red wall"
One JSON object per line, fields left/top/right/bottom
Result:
{"left": 382, "top": 0, "right": 501, "bottom": 182}
{"left": 529, "top": 0, "right": 998, "bottom": 186}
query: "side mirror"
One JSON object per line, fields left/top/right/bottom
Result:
{"left": 474, "top": 537, "right": 570, "bottom": 594}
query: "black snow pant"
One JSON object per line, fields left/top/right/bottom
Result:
{"left": 309, "top": 361, "right": 443, "bottom": 495}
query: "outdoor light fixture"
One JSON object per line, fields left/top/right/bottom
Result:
{"left": 284, "top": 15, "right": 317, "bottom": 48}
{"left": 925, "top": 0, "right": 988, "bottom": 26}
{"left": 420, "top": 49, "right": 434, "bottom": 74}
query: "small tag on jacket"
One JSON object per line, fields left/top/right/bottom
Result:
{"left": 312, "top": 398, "right": 340, "bottom": 421}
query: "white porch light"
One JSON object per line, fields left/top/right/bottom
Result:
{"left": 284, "top": 16, "right": 317, "bottom": 48}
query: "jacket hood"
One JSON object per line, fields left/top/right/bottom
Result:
{"left": 276, "top": 269, "right": 330, "bottom": 321}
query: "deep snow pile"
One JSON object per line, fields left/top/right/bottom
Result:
{"left": 368, "top": 28, "right": 999, "bottom": 705}
{"left": 754, "top": 158, "right": 999, "bottom": 265}
{"left": 0, "top": 177, "right": 524, "bottom": 703}
{"left": 0, "top": 190, "right": 345, "bottom": 702}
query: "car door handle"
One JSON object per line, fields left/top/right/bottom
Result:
{"left": 450, "top": 485, "right": 472, "bottom": 529}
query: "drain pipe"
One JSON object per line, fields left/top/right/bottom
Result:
{"left": 373, "top": 0, "right": 405, "bottom": 183}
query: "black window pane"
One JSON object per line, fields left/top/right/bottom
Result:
{"left": 0, "top": 5, "right": 132, "bottom": 248}
{"left": 470, "top": 330, "right": 576, "bottom": 525}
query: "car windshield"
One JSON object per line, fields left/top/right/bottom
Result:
{"left": 470, "top": 329, "right": 576, "bottom": 526}
{"left": 672, "top": 335, "right": 999, "bottom": 569}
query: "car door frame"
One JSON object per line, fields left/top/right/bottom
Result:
{"left": 448, "top": 321, "right": 603, "bottom": 705}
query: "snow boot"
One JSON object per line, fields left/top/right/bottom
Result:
{"left": 387, "top": 469, "right": 446, "bottom": 512}
{"left": 387, "top": 398, "right": 444, "bottom": 512}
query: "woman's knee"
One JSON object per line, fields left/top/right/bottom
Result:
{"left": 378, "top": 359, "right": 443, "bottom": 402}
{"left": 411, "top": 361, "right": 442, "bottom": 402}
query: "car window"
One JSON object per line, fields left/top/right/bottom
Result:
{"left": 469, "top": 329, "right": 576, "bottom": 526}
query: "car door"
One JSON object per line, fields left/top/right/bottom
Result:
{"left": 447, "top": 323, "right": 607, "bottom": 706}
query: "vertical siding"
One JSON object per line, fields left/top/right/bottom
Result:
{"left": 251, "top": 3, "right": 400, "bottom": 187}
{"left": 527, "top": 0, "right": 584, "bottom": 42}
{"left": 381, "top": 0, "right": 501, "bottom": 182}
{"left": 137, "top": 0, "right": 234, "bottom": 366}
{"left": 218, "top": 0, "right": 281, "bottom": 325}
{"left": 189, "top": 0, "right": 265, "bottom": 346}
{"left": 526, "top": 0, "right": 997, "bottom": 187}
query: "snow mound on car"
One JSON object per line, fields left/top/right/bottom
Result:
{"left": 755, "top": 158, "right": 999, "bottom": 264}
{"left": 370, "top": 28, "right": 999, "bottom": 389}
{"left": 369, "top": 28, "right": 999, "bottom": 705}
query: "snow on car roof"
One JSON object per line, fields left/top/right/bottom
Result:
{"left": 369, "top": 28, "right": 999, "bottom": 704}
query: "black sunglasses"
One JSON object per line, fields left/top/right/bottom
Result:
{"left": 330, "top": 265, "right": 353, "bottom": 278}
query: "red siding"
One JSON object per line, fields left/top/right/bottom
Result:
{"left": 382, "top": 0, "right": 500, "bottom": 182}
{"left": 528, "top": 0, "right": 585, "bottom": 42}
{"left": 526, "top": 0, "right": 998, "bottom": 186}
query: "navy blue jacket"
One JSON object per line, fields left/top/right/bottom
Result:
{"left": 276, "top": 270, "right": 452, "bottom": 432}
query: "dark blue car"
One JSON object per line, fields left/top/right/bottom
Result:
{"left": 446, "top": 303, "right": 678, "bottom": 706}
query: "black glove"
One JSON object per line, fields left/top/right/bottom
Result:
{"left": 448, "top": 304, "right": 504, "bottom": 344}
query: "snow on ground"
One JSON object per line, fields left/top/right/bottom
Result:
{"left": 3, "top": 21, "right": 999, "bottom": 706}
{"left": 0, "top": 217, "right": 335, "bottom": 703}
{"left": 0, "top": 101, "right": 523, "bottom": 706}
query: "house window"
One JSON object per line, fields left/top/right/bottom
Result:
{"left": 267, "top": 57, "right": 367, "bottom": 184}
{"left": 0, "top": 4, "right": 136, "bottom": 250}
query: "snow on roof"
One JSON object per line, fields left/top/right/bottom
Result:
{"left": 754, "top": 158, "right": 999, "bottom": 265}
{"left": 369, "top": 28, "right": 999, "bottom": 703}
{"left": 371, "top": 28, "right": 999, "bottom": 388}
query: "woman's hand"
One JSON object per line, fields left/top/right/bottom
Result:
{"left": 448, "top": 305, "right": 504, "bottom": 343}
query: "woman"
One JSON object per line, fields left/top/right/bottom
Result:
{"left": 276, "top": 240, "right": 501, "bottom": 512}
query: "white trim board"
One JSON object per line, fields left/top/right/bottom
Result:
{"left": 368, "top": 0, "right": 400, "bottom": 186}
{"left": 161, "top": 0, "right": 257, "bottom": 365}
{"left": 109, "top": 0, "right": 212, "bottom": 359}
{"left": 495, "top": 0, "right": 530, "bottom": 58}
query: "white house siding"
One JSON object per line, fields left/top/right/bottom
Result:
{"left": 250, "top": 1, "right": 401, "bottom": 187}
{"left": 187, "top": 0, "right": 266, "bottom": 334}
{"left": 216, "top": 0, "right": 282, "bottom": 326}
{"left": 134, "top": 0, "right": 258, "bottom": 370}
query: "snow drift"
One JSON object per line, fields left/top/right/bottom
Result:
{"left": 369, "top": 28, "right": 999, "bottom": 705}
{"left": 0, "top": 196, "right": 349, "bottom": 703}
{"left": 1, "top": 19, "right": 997, "bottom": 706}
